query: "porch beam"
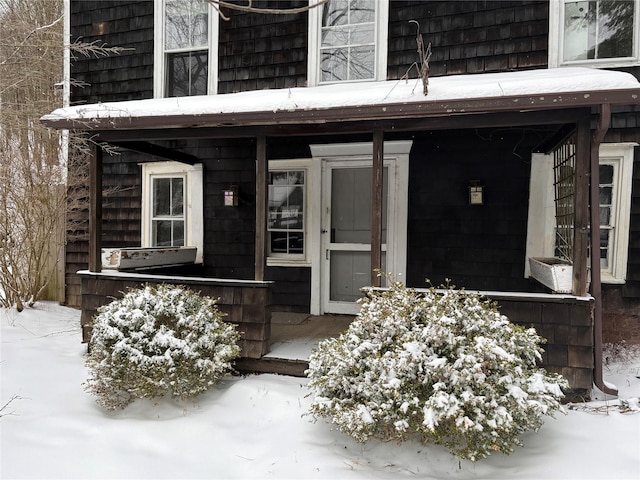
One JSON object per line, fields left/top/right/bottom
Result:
{"left": 110, "top": 141, "right": 200, "bottom": 165}
{"left": 371, "top": 130, "right": 384, "bottom": 287}
{"left": 88, "top": 143, "right": 103, "bottom": 273}
{"left": 92, "top": 109, "right": 588, "bottom": 143}
{"left": 255, "top": 135, "right": 267, "bottom": 281}
{"left": 572, "top": 116, "right": 591, "bottom": 296}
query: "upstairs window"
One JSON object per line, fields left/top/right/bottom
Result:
{"left": 308, "top": 0, "right": 388, "bottom": 86}
{"left": 549, "top": 0, "right": 640, "bottom": 68}
{"left": 154, "top": 0, "right": 218, "bottom": 97}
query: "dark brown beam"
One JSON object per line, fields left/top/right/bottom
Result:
{"left": 110, "top": 141, "right": 200, "bottom": 165}
{"left": 572, "top": 115, "right": 591, "bottom": 296}
{"left": 371, "top": 130, "right": 383, "bottom": 287}
{"left": 92, "top": 109, "right": 589, "bottom": 143}
{"left": 255, "top": 135, "right": 267, "bottom": 281}
{"left": 89, "top": 143, "right": 103, "bottom": 273}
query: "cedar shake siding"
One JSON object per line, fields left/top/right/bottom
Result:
{"left": 218, "top": 0, "right": 308, "bottom": 93}
{"left": 70, "top": 0, "right": 153, "bottom": 104}
{"left": 387, "top": 1, "right": 549, "bottom": 80}
{"left": 406, "top": 127, "right": 553, "bottom": 292}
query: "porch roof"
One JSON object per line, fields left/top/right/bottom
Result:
{"left": 41, "top": 67, "right": 640, "bottom": 132}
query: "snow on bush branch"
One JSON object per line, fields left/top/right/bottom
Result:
{"left": 85, "top": 284, "right": 240, "bottom": 411}
{"left": 307, "top": 281, "right": 568, "bottom": 461}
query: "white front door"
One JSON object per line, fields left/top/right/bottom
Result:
{"left": 309, "top": 141, "right": 411, "bottom": 316}
{"left": 321, "top": 160, "right": 390, "bottom": 314}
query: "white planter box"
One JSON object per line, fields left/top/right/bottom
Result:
{"left": 529, "top": 257, "right": 573, "bottom": 293}
{"left": 102, "top": 247, "right": 197, "bottom": 270}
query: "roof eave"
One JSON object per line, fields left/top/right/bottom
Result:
{"left": 40, "top": 88, "right": 640, "bottom": 132}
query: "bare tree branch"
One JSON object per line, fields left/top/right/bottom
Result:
{"left": 208, "top": 0, "right": 328, "bottom": 21}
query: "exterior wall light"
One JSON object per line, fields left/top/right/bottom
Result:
{"left": 469, "top": 181, "right": 484, "bottom": 205}
{"left": 224, "top": 185, "right": 238, "bottom": 206}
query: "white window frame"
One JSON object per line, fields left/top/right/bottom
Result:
{"left": 307, "top": 0, "right": 389, "bottom": 86}
{"left": 141, "top": 161, "right": 204, "bottom": 262}
{"left": 267, "top": 159, "right": 312, "bottom": 267}
{"left": 525, "top": 143, "right": 636, "bottom": 283}
{"left": 154, "top": 0, "right": 219, "bottom": 98}
{"left": 549, "top": 0, "right": 640, "bottom": 68}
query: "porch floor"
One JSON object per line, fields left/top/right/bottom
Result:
{"left": 234, "top": 313, "right": 354, "bottom": 377}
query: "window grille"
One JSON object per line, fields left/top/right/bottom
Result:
{"left": 553, "top": 136, "right": 576, "bottom": 263}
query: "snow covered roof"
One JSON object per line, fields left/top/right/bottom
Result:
{"left": 41, "top": 67, "right": 640, "bottom": 131}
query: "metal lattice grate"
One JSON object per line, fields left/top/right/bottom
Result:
{"left": 553, "top": 136, "right": 576, "bottom": 263}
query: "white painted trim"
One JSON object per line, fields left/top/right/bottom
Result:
{"left": 310, "top": 140, "right": 412, "bottom": 314}
{"left": 154, "top": 0, "right": 218, "bottom": 98}
{"left": 600, "top": 143, "right": 637, "bottom": 283}
{"left": 525, "top": 153, "right": 556, "bottom": 277}
{"left": 307, "top": 0, "right": 389, "bottom": 87}
{"left": 548, "top": 0, "right": 640, "bottom": 69}
{"left": 141, "top": 161, "right": 203, "bottom": 263}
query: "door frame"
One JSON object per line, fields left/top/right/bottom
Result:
{"left": 308, "top": 141, "right": 412, "bottom": 315}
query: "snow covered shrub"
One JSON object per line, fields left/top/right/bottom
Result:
{"left": 85, "top": 284, "right": 240, "bottom": 411}
{"left": 307, "top": 282, "right": 568, "bottom": 461}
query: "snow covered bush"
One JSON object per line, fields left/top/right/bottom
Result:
{"left": 85, "top": 284, "right": 240, "bottom": 411}
{"left": 307, "top": 282, "right": 568, "bottom": 461}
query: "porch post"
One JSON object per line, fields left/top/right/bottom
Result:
{"left": 572, "top": 116, "right": 590, "bottom": 296}
{"left": 88, "top": 142, "right": 102, "bottom": 273}
{"left": 371, "top": 130, "right": 384, "bottom": 287}
{"left": 255, "top": 135, "right": 267, "bottom": 281}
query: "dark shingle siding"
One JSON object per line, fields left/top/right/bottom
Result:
{"left": 387, "top": 1, "right": 549, "bottom": 79}
{"left": 70, "top": 1, "right": 154, "bottom": 104}
{"left": 218, "top": 0, "right": 308, "bottom": 93}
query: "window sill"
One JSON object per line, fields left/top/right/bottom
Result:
{"left": 102, "top": 247, "right": 198, "bottom": 271}
{"left": 267, "top": 258, "right": 311, "bottom": 268}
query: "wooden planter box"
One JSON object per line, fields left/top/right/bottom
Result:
{"left": 102, "top": 247, "right": 197, "bottom": 270}
{"left": 529, "top": 257, "right": 573, "bottom": 293}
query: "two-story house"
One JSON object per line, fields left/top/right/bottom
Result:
{"left": 42, "top": 0, "right": 640, "bottom": 395}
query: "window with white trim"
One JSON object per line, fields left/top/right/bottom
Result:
{"left": 597, "top": 144, "right": 635, "bottom": 281}
{"left": 549, "top": 0, "right": 640, "bottom": 68}
{"left": 267, "top": 160, "right": 311, "bottom": 265}
{"left": 308, "top": 0, "right": 389, "bottom": 86}
{"left": 526, "top": 143, "right": 636, "bottom": 283}
{"left": 154, "top": 0, "right": 218, "bottom": 97}
{"left": 141, "top": 162, "right": 204, "bottom": 262}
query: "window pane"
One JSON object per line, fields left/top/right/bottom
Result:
{"left": 350, "top": 0, "right": 375, "bottom": 23}
{"left": 323, "top": 0, "right": 349, "bottom": 27}
{"left": 600, "top": 205, "right": 611, "bottom": 225}
{"left": 171, "top": 178, "right": 184, "bottom": 216}
{"left": 153, "top": 178, "right": 171, "bottom": 216}
{"left": 600, "top": 228, "right": 610, "bottom": 268}
{"left": 153, "top": 220, "right": 172, "bottom": 246}
{"left": 563, "top": 0, "right": 634, "bottom": 61}
{"left": 600, "top": 164, "right": 614, "bottom": 183}
{"left": 349, "top": 45, "right": 375, "bottom": 80}
{"left": 165, "top": 0, "right": 208, "bottom": 50}
{"left": 173, "top": 220, "right": 185, "bottom": 246}
{"left": 321, "top": 48, "right": 348, "bottom": 82}
{"left": 167, "top": 51, "right": 208, "bottom": 97}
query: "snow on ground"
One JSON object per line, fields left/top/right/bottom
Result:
{"left": 1, "top": 303, "right": 639, "bottom": 480}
